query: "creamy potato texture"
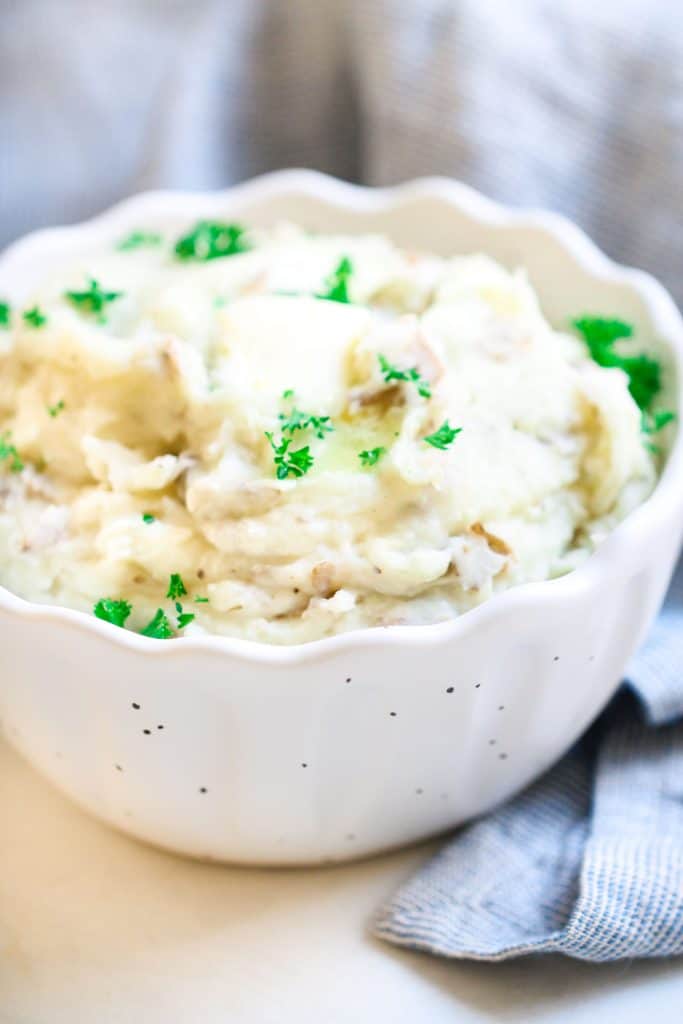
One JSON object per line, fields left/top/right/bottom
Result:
{"left": 0, "top": 223, "right": 658, "bottom": 643}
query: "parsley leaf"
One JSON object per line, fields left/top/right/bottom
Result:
{"left": 641, "top": 410, "right": 675, "bottom": 434}
{"left": 0, "top": 301, "right": 10, "bottom": 328}
{"left": 47, "top": 400, "right": 65, "bottom": 418}
{"left": 194, "top": 596, "right": 209, "bottom": 603}
{"left": 174, "top": 601, "right": 195, "bottom": 630}
{"left": 573, "top": 317, "right": 633, "bottom": 349}
{"left": 167, "top": 573, "right": 188, "bottom": 600}
{"left": 641, "top": 409, "right": 676, "bottom": 453}
{"left": 94, "top": 598, "right": 132, "bottom": 628}
{"left": 142, "top": 512, "right": 155, "bottom": 524}
{"left": 302, "top": 414, "right": 333, "bottom": 439}
{"left": 23, "top": 306, "right": 47, "bottom": 328}
{"left": 117, "top": 231, "right": 162, "bottom": 251}
{"left": 620, "top": 355, "right": 662, "bottom": 412}
{"left": 265, "top": 431, "right": 314, "bottom": 480}
{"left": 378, "top": 354, "right": 432, "bottom": 399}
{"left": 278, "top": 407, "right": 310, "bottom": 434}
{"left": 0, "top": 432, "right": 24, "bottom": 472}
{"left": 174, "top": 221, "right": 249, "bottom": 261}
{"left": 279, "top": 390, "right": 333, "bottom": 439}
{"left": 141, "top": 608, "right": 174, "bottom": 639}
{"left": 423, "top": 421, "right": 462, "bottom": 450}
{"left": 358, "top": 447, "right": 386, "bottom": 467}
{"left": 572, "top": 317, "right": 662, "bottom": 411}
{"left": 65, "top": 278, "right": 123, "bottom": 318}
{"left": 316, "top": 256, "right": 353, "bottom": 303}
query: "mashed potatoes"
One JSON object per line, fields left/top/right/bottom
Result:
{"left": 0, "top": 221, "right": 659, "bottom": 643}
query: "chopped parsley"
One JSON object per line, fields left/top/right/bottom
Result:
{"left": 174, "top": 221, "right": 249, "bottom": 261}
{"left": 316, "top": 256, "right": 353, "bottom": 303}
{"left": 23, "top": 306, "right": 47, "bottom": 328}
{"left": 174, "top": 602, "right": 195, "bottom": 630}
{"left": 166, "top": 573, "right": 188, "bottom": 600}
{"left": 65, "top": 278, "right": 123, "bottom": 318}
{"left": 194, "top": 596, "right": 209, "bottom": 603}
{"left": 358, "top": 447, "right": 386, "bottom": 467}
{"left": 279, "top": 390, "right": 333, "bottom": 439}
{"left": 378, "top": 354, "right": 431, "bottom": 399}
{"left": 141, "top": 608, "right": 174, "bottom": 639}
{"left": 265, "top": 431, "right": 314, "bottom": 480}
{"left": 0, "top": 432, "right": 24, "bottom": 472}
{"left": 572, "top": 317, "right": 661, "bottom": 411}
{"left": 94, "top": 598, "right": 132, "bottom": 629}
{"left": 93, "top": 576, "right": 206, "bottom": 638}
{"left": 423, "top": 420, "right": 462, "bottom": 450}
{"left": 573, "top": 317, "right": 633, "bottom": 348}
{"left": 142, "top": 512, "right": 155, "bottom": 524}
{"left": 116, "top": 230, "right": 162, "bottom": 251}
{"left": 641, "top": 409, "right": 675, "bottom": 434}
{"left": 47, "top": 400, "right": 65, "bottom": 418}
{"left": 641, "top": 409, "right": 676, "bottom": 455}
{"left": 0, "top": 301, "right": 10, "bottom": 328}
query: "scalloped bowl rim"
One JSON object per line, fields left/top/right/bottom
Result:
{"left": 0, "top": 169, "right": 681, "bottom": 666}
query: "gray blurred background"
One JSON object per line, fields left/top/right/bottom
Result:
{"left": 1, "top": 0, "right": 681, "bottom": 300}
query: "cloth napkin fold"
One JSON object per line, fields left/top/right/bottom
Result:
{"left": 375, "top": 563, "right": 683, "bottom": 961}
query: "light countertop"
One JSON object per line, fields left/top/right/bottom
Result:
{"left": 1, "top": 737, "right": 681, "bottom": 1024}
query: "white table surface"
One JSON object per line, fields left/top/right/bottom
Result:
{"left": 1, "top": 736, "right": 681, "bottom": 1024}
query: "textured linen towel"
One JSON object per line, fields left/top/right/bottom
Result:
{"left": 374, "top": 563, "right": 683, "bottom": 961}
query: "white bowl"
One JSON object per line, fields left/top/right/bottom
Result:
{"left": 1, "top": 171, "right": 682, "bottom": 865}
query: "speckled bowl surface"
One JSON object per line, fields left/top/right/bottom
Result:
{"left": 1, "top": 171, "right": 682, "bottom": 864}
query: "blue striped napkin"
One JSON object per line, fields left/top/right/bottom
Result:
{"left": 375, "top": 563, "right": 683, "bottom": 961}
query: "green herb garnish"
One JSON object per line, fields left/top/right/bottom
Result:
{"left": 94, "top": 598, "right": 132, "bottom": 629}
{"left": 0, "top": 432, "right": 24, "bottom": 472}
{"left": 142, "top": 512, "right": 155, "bottom": 524}
{"left": 265, "top": 431, "right": 314, "bottom": 480}
{"left": 641, "top": 409, "right": 676, "bottom": 455}
{"left": 140, "top": 608, "right": 174, "bottom": 639}
{"left": 641, "top": 410, "right": 675, "bottom": 435}
{"left": 423, "top": 421, "right": 462, "bottom": 450}
{"left": 47, "top": 400, "right": 65, "bottom": 418}
{"left": 0, "top": 301, "right": 10, "bottom": 328}
{"left": 573, "top": 317, "right": 661, "bottom": 412}
{"left": 166, "top": 573, "right": 188, "bottom": 600}
{"left": 378, "top": 354, "right": 431, "bottom": 399}
{"left": 316, "top": 256, "right": 353, "bottom": 304}
{"left": 23, "top": 306, "right": 47, "bottom": 328}
{"left": 117, "top": 231, "right": 162, "bottom": 251}
{"left": 174, "top": 221, "right": 249, "bottom": 261}
{"left": 194, "top": 596, "right": 209, "bottom": 604}
{"left": 65, "top": 278, "right": 123, "bottom": 318}
{"left": 358, "top": 447, "right": 386, "bottom": 467}
{"left": 573, "top": 317, "right": 634, "bottom": 348}
{"left": 174, "top": 601, "right": 195, "bottom": 630}
{"left": 279, "top": 390, "right": 333, "bottom": 439}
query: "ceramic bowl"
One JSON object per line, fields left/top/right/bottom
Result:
{"left": 1, "top": 171, "right": 682, "bottom": 864}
